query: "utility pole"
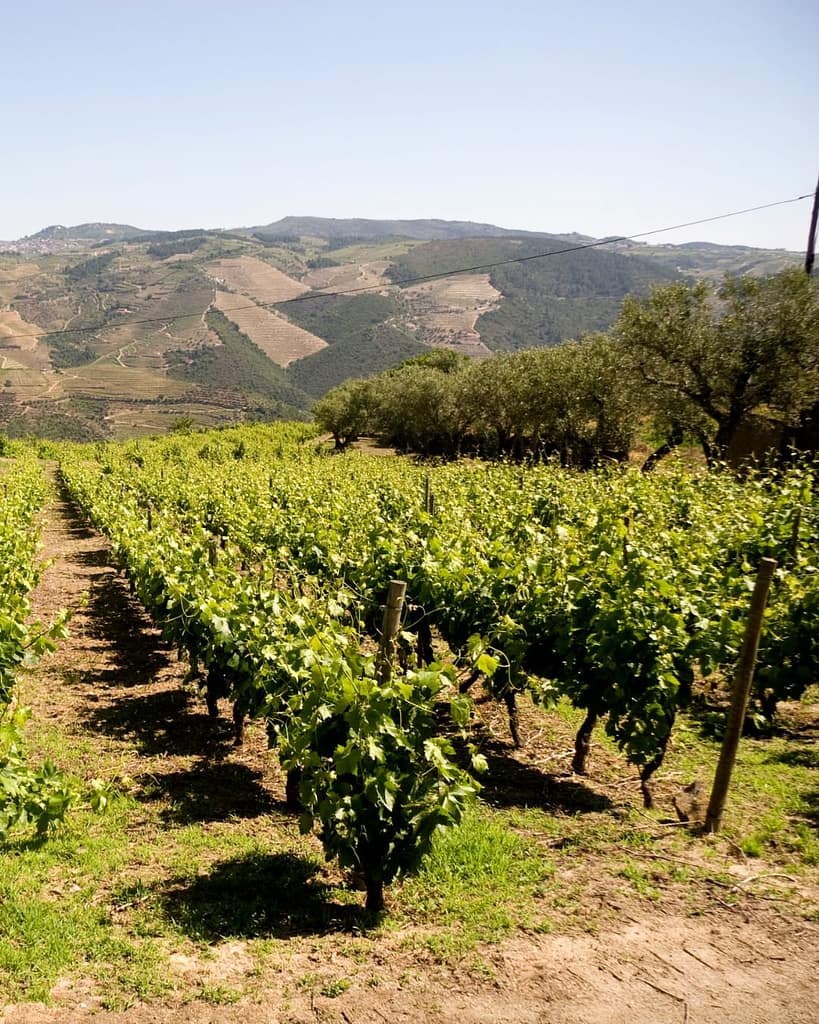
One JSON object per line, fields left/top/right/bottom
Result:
{"left": 806, "top": 172, "right": 819, "bottom": 276}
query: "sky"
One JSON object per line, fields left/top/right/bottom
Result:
{"left": 2, "top": 0, "right": 816, "bottom": 250}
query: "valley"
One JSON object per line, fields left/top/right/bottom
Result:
{"left": 0, "top": 218, "right": 802, "bottom": 439}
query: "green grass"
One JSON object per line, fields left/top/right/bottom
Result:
{"left": 3, "top": 666, "right": 816, "bottom": 1006}
{"left": 393, "top": 807, "right": 555, "bottom": 957}
{"left": 667, "top": 716, "right": 819, "bottom": 866}
{"left": 0, "top": 804, "right": 170, "bottom": 1003}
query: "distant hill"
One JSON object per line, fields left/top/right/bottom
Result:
{"left": 240, "top": 216, "right": 551, "bottom": 242}
{"left": 4, "top": 223, "right": 153, "bottom": 255}
{"left": 0, "top": 214, "right": 802, "bottom": 441}
{"left": 384, "top": 236, "right": 681, "bottom": 349}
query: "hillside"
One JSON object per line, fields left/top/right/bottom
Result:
{"left": 2, "top": 222, "right": 153, "bottom": 255}
{"left": 239, "top": 216, "right": 550, "bottom": 242}
{"left": 385, "top": 236, "right": 682, "bottom": 349}
{"left": 0, "top": 217, "right": 803, "bottom": 439}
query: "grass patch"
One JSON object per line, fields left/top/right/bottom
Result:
{"left": 668, "top": 718, "right": 818, "bottom": 867}
{"left": 0, "top": 805, "right": 170, "bottom": 1003}
{"left": 4, "top": 653, "right": 817, "bottom": 1006}
{"left": 394, "top": 807, "right": 554, "bottom": 957}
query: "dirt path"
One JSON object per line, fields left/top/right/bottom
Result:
{"left": 6, "top": 484, "right": 818, "bottom": 1024}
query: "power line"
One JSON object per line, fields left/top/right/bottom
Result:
{"left": 0, "top": 192, "right": 812, "bottom": 345}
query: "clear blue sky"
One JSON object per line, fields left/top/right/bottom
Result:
{"left": 2, "top": 0, "right": 816, "bottom": 249}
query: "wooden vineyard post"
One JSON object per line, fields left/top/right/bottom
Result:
{"left": 423, "top": 475, "right": 435, "bottom": 516}
{"left": 377, "top": 580, "right": 407, "bottom": 686}
{"left": 704, "top": 557, "right": 777, "bottom": 834}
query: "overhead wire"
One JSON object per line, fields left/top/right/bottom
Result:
{"left": 0, "top": 191, "right": 811, "bottom": 345}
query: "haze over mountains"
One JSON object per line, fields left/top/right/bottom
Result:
{"left": 0, "top": 216, "right": 801, "bottom": 441}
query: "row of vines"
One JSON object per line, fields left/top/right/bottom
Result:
{"left": 56, "top": 424, "right": 819, "bottom": 908}
{"left": 0, "top": 457, "right": 74, "bottom": 839}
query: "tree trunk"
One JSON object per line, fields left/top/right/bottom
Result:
{"left": 572, "top": 708, "right": 598, "bottom": 775}
{"left": 365, "top": 873, "right": 385, "bottom": 914}
{"left": 712, "top": 407, "right": 746, "bottom": 459}
{"left": 698, "top": 430, "right": 719, "bottom": 468}
{"left": 285, "top": 767, "right": 302, "bottom": 811}
{"left": 459, "top": 668, "right": 480, "bottom": 694}
{"left": 639, "top": 758, "right": 662, "bottom": 809}
{"left": 504, "top": 690, "right": 522, "bottom": 748}
{"left": 639, "top": 719, "right": 675, "bottom": 808}
{"left": 232, "top": 700, "right": 245, "bottom": 746}
{"left": 641, "top": 425, "right": 684, "bottom": 473}
{"left": 416, "top": 618, "right": 434, "bottom": 666}
{"left": 205, "top": 687, "right": 219, "bottom": 718}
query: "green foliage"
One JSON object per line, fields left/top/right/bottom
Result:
{"left": 289, "top": 325, "right": 426, "bottom": 398}
{"left": 280, "top": 292, "right": 400, "bottom": 348}
{"left": 1, "top": 406, "right": 108, "bottom": 442}
{"left": 273, "top": 661, "right": 479, "bottom": 911}
{"left": 58, "top": 426, "right": 819, "bottom": 834}
{"left": 0, "top": 707, "right": 77, "bottom": 839}
{"left": 0, "top": 458, "right": 78, "bottom": 841}
{"left": 64, "top": 252, "right": 117, "bottom": 283}
{"left": 317, "top": 334, "right": 639, "bottom": 461}
{"left": 312, "top": 379, "right": 372, "bottom": 448}
{"left": 615, "top": 269, "right": 819, "bottom": 456}
{"left": 146, "top": 235, "right": 208, "bottom": 259}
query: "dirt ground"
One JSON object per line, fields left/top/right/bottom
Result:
{"left": 4, "top": 483, "right": 818, "bottom": 1024}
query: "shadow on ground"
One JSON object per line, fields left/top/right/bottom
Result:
{"left": 478, "top": 740, "right": 613, "bottom": 813}
{"left": 155, "top": 852, "right": 366, "bottom": 939}
{"left": 83, "top": 574, "right": 170, "bottom": 684}
{"left": 135, "top": 759, "right": 285, "bottom": 823}
{"left": 54, "top": 492, "right": 171, "bottom": 692}
{"left": 765, "top": 744, "right": 819, "bottom": 828}
{"left": 81, "top": 686, "right": 224, "bottom": 757}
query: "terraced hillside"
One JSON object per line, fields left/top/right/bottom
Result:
{"left": 212, "top": 290, "right": 327, "bottom": 367}
{"left": 400, "top": 273, "right": 500, "bottom": 357}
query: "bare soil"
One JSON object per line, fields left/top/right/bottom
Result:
{"left": 6, "top": 484, "right": 818, "bottom": 1024}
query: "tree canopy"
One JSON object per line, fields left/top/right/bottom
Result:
{"left": 312, "top": 269, "right": 819, "bottom": 466}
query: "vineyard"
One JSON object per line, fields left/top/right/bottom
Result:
{"left": 54, "top": 424, "right": 819, "bottom": 887}
{"left": 1, "top": 425, "right": 817, "bottom": 1020}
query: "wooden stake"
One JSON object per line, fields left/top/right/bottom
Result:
{"left": 805, "top": 171, "right": 819, "bottom": 276}
{"left": 704, "top": 557, "right": 777, "bottom": 833}
{"left": 377, "top": 580, "right": 406, "bottom": 686}
{"left": 424, "top": 475, "right": 436, "bottom": 515}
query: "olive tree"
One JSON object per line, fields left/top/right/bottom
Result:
{"left": 615, "top": 269, "right": 819, "bottom": 462}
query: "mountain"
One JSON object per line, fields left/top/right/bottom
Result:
{"left": 3, "top": 223, "right": 154, "bottom": 255}
{"left": 0, "top": 216, "right": 802, "bottom": 442}
{"left": 240, "top": 216, "right": 551, "bottom": 242}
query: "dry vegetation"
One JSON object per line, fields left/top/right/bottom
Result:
{"left": 302, "top": 259, "right": 392, "bottom": 292}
